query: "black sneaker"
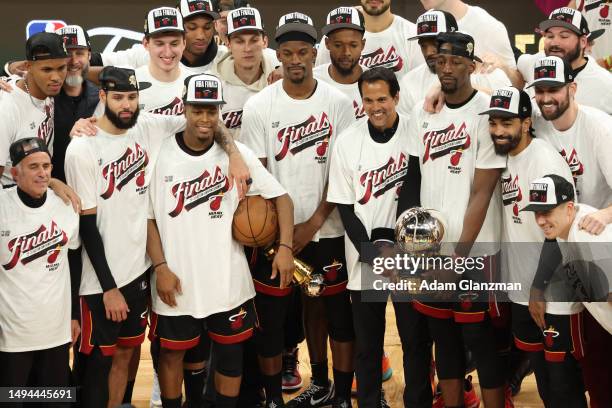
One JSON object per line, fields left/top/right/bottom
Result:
{"left": 286, "top": 381, "right": 334, "bottom": 407}
{"left": 265, "top": 397, "right": 285, "bottom": 408}
{"left": 331, "top": 397, "right": 352, "bottom": 408}
{"left": 380, "top": 389, "right": 390, "bottom": 408}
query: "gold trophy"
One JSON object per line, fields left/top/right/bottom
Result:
{"left": 264, "top": 246, "right": 325, "bottom": 297}
{"left": 394, "top": 207, "right": 446, "bottom": 295}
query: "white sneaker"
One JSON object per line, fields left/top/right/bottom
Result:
{"left": 150, "top": 371, "right": 162, "bottom": 407}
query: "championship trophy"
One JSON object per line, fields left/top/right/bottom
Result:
{"left": 394, "top": 207, "right": 446, "bottom": 296}
{"left": 264, "top": 246, "right": 325, "bottom": 297}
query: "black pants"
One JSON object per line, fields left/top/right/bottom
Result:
{"left": 0, "top": 343, "right": 71, "bottom": 408}
{"left": 284, "top": 289, "right": 305, "bottom": 349}
{"left": 350, "top": 290, "right": 433, "bottom": 408}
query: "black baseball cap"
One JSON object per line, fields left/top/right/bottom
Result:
{"left": 409, "top": 10, "right": 459, "bottom": 41}
{"left": 321, "top": 7, "right": 365, "bottom": 37}
{"left": 26, "top": 32, "right": 68, "bottom": 61}
{"left": 526, "top": 56, "right": 575, "bottom": 89}
{"left": 436, "top": 31, "right": 482, "bottom": 63}
{"left": 479, "top": 87, "right": 532, "bottom": 119}
{"left": 10, "top": 138, "right": 51, "bottom": 166}
{"left": 521, "top": 174, "right": 575, "bottom": 212}
{"left": 275, "top": 12, "right": 318, "bottom": 44}
{"left": 99, "top": 67, "right": 139, "bottom": 92}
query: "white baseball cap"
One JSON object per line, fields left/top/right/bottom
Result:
{"left": 521, "top": 175, "right": 575, "bottom": 212}
{"left": 227, "top": 7, "right": 264, "bottom": 37}
{"left": 183, "top": 74, "right": 225, "bottom": 105}
{"left": 527, "top": 56, "right": 575, "bottom": 88}
{"left": 144, "top": 7, "right": 184, "bottom": 36}
{"left": 408, "top": 10, "right": 459, "bottom": 41}
{"left": 179, "top": 0, "right": 219, "bottom": 20}
{"left": 56, "top": 25, "right": 90, "bottom": 49}
{"left": 479, "top": 87, "right": 532, "bottom": 118}
{"left": 321, "top": 7, "right": 365, "bottom": 36}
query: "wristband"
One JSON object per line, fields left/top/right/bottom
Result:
{"left": 153, "top": 261, "right": 167, "bottom": 271}
{"left": 278, "top": 243, "right": 293, "bottom": 251}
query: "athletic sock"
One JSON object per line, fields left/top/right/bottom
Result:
{"left": 261, "top": 372, "right": 282, "bottom": 400}
{"left": 184, "top": 367, "right": 206, "bottom": 406}
{"left": 215, "top": 393, "right": 239, "bottom": 408}
{"left": 122, "top": 379, "right": 135, "bottom": 403}
{"left": 161, "top": 396, "right": 182, "bottom": 408}
{"left": 333, "top": 368, "right": 353, "bottom": 400}
{"left": 311, "top": 360, "right": 329, "bottom": 387}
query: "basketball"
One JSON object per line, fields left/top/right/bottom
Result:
{"left": 232, "top": 195, "right": 278, "bottom": 247}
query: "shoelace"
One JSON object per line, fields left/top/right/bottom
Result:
{"left": 294, "top": 383, "right": 325, "bottom": 402}
{"left": 283, "top": 352, "right": 298, "bottom": 375}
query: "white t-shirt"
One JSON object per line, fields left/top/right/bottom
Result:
{"left": 64, "top": 113, "right": 185, "bottom": 295}
{"left": 409, "top": 92, "right": 506, "bottom": 254}
{"left": 0, "top": 86, "right": 54, "bottom": 186}
{"left": 397, "top": 63, "right": 512, "bottom": 116}
{"left": 518, "top": 52, "right": 612, "bottom": 114}
{"left": 457, "top": 5, "right": 517, "bottom": 68}
{"left": 313, "top": 64, "right": 366, "bottom": 120}
{"left": 579, "top": 0, "right": 612, "bottom": 60}
{"left": 135, "top": 65, "right": 189, "bottom": 115}
{"left": 315, "top": 16, "right": 424, "bottom": 80}
{"left": 500, "top": 138, "right": 574, "bottom": 312}
{"left": 534, "top": 105, "right": 612, "bottom": 210}
{"left": 149, "top": 139, "right": 285, "bottom": 318}
{"left": 0, "top": 189, "right": 79, "bottom": 352}
{"left": 241, "top": 80, "right": 355, "bottom": 240}
{"left": 557, "top": 203, "right": 612, "bottom": 319}
{"left": 327, "top": 114, "right": 416, "bottom": 290}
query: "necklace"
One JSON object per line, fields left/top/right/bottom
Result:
{"left": 23, "top": 77, "right": 51, "bottom": 117}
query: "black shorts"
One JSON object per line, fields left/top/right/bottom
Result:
{"left": 149, "top": 299, "right": 258, "bottom": 349}
{"left": 79, "top": 274, "right": 148, "bottom": 356}
{"left": 299, "top": 236, "right": 348, "bottom": 296}
{"left": 413, "top": 253, "right": 499, "bottom": 323}
{"left": 512, "top": 303, "right": 585, "bottom": 362}
{"left": 246, "top": 247, "right": 294, "bottom": 297}
{"left": 0, "top": 343, "right": 70, "bottom": 387}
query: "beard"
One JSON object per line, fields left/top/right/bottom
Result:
{"left": 441, "top": 81, "right": 458, "bottom": 94}
{"left": 105, "top": 104, "right": 140, "bottom": 130}
{"left": 64, "top": 64, "right": 89, "bottom": 88}
{"left": 330, "top": 55, "right": 359, "bottom": 76}
{"left": 362, "top": 1, "right": 390, "bottom": 16}
{"left": 492, "top": 131, "right": 522, "bottom": 155}
{"left": 546, "top": 41, "right": 582, "bottom": 64}
{"left": 539, "top": 89, "right": 571, "bottom": 121}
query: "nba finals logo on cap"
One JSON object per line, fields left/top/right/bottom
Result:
{"left": 195, "top": 80, "right": 219, "bottom": 100}
{"left": 530, "top": 183, "right": 549, "bottom": 202}
{"left": 490, "top": 89, "right": 513, "bottom": 109}
{"left": 554, "top": 7, "right": 577, "bottom": 23}
{"left": 187, "top": 0, "right": 213, "bottom": 12}
{"left": 60, "top": 26, "right": 80, "bottom": 47}
{"left": 284, "top": 12, "right": 310, "bottom": 24}
{"left": 535, "top": 59, "right": 557, "bottom": 78}
{"left": 153, "top": 8, "right": 179, "bottom": 29}
{"left": 232, "top": 8, "right": 257, "bottom": 29}
{"left": 418, "top": 14, "right": 439, "bottom": 34}
{"left": 331, "top": 7, "right": 354, "bottom": 24}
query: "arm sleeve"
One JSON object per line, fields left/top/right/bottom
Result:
{"left": 68, "top": 248, "right": 82, "bottom": 320}
{"left": 240, "top": 97, "right": 267, "bottom": 158}
{"left": 89, "top": 52, "right": 103, "bottom": 67}
{"left": 80, "top": 214, "right": 117, "bottom": 292}
{"left": 396, "top": 155, "right": 422, "bottom": 218}
{"left": 532, "top": 238, "right": 562, "bottom": 290}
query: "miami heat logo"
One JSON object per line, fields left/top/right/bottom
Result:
{"left": 150, "top": 97, "right": 184, "bottom": 116}
{"left": 275, "top": 113, "right": 332, "bottom": 161}
{"left": 601, "top": 4, "right": 609, "bottom": 18}
{"left": 37, "top": 103, "right": 54, "bottom": 146}
{"left": 358, "top": 153, "right": 408, "bottom": 205}
{"left": 101, "top": 143, "right": 149, "bottom": 199}
{"left": 360, "top": 46, "right": 404, "bottom": 72}
{"left": 353, "top": 100, "right": 366, "bottom": 119}
{"left": 458, "top": 292, "right": 478, "bottom": 311}
{"left": 560, "top": 148, "right": 584, "bottom": 182}
{"left": 229, "top": 308, "right": 247, "bottom": 331}
{"left": 422, "top": 122, "right": 471, "bottom": 166}
{"left": 3, "top": 221, "right": 68, "bottom": 270}
{"left": 222, "top": 109, "right": 244, "bottom": 129}
{"left": 322, "top": 260, "right": 343, "bottom": 282}
{"left": 543, "top": 325, "right": 560, "bottom": 348}
{"left": 168, "top": 167, "right": 229, "bottom": 217}
{"left": 501, "top": 174, "right": 523, "bottom": 217}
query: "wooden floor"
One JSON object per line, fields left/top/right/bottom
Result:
{"left": 131, "top": 303, "right": 546, "bottom": 407}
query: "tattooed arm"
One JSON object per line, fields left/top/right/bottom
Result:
{"left": 214, "top": 121, "right": 251, "bottom": 199}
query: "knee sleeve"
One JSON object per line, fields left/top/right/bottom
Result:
{"left": 461, "top": 321, "right": 505, "bottom": 389}
{"left": 324, "top": 291, "right": 355, "bottom": 342}
{"left": 428, "top": 317, "right": 465, "bottom": 380}
{"left": 212, "top": 342, "right": 243, "bottom": 378}
{"left": 184, "top": 336, "right": 210, "bottom": 364}
{"left": 254, "top": 293, "right": 290, "bottom": 358}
